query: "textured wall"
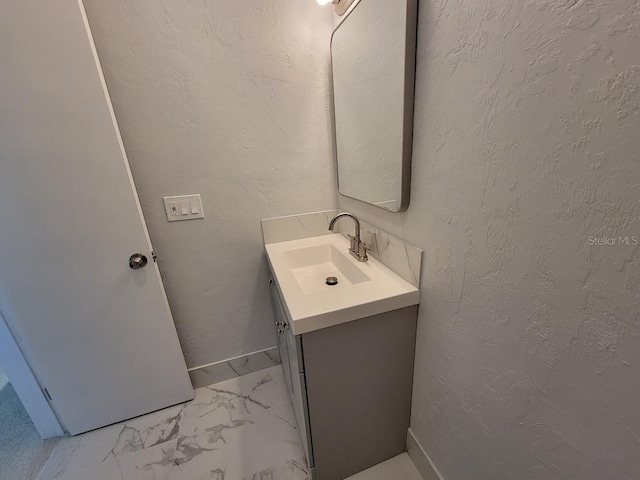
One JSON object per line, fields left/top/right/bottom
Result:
{"left": 338, "top": 0, "right": 640, "bottom": 479}
{"left": 82, "top": 0, "right": 336, "bottom": 368}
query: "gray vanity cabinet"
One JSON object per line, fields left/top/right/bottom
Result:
{"left": 268, "top": 272, "right": 418, "bottom": 480}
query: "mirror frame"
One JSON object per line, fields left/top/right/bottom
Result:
{"left": 329, "top": 0, "right": 418, "bottom": 213}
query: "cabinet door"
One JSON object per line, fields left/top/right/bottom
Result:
{"left": 284, "top": 329, "right": 314, "bottom": 469}
{"left": 267, "top": 275, "right": 314, "bottom": 470}
{"left": 302, "top": 307, "right": 418, "bottom": 480}
{"left": 268, "top": 277, "right": 291, "bottom": 392}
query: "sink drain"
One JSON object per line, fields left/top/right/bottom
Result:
{"left": 326, "top": 276, "right": 338, "bottom": 286}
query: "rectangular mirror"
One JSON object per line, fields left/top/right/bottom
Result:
{"left": 331, "top": 0, "right": 418, "bottom": 212}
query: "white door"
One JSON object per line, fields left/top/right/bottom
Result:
{"left": 0, "top": 0, "right": 193, "bottom": 435}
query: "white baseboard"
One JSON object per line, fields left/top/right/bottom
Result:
{"left": 407, "top": 428, "right": 445, "bottom": 480}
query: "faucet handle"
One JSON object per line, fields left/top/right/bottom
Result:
{"left": 358, "top": 242, "right": 370, "bottom": 262}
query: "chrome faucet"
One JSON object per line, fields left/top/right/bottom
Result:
{"left": 328, "top": 212, "right": 369, "bottom": 262}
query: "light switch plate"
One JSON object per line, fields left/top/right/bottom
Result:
{"left": 163, "top": 194, "right": 205, "bottom": 222}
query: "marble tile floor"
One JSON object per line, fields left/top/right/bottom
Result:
{"left": 36, "top": 366, "right": 306, "bottom": 480}
{"left": 36, "top": 365, "right": 422, "bottom": 480}
{"left": 188, "top": 348, "right": 280, "bottom": 389}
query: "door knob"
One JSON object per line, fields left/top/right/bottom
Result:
{"left": 129, "top": 253, "right": 148, "bottom": 270}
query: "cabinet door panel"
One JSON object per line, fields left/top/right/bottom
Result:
{"left": 302, "top": 307, "right": 418, "bottom": 480}
{"left": 269, "top": 278, "right": 292, "bottom": 393}
{"left": 283, "top": 323, "right": 314, "bottom": 467}
{"left": 268, "top": 276, "right": 314, "bottom": 470}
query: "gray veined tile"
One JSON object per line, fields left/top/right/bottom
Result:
{"left": 189, "top": 362, "right": 239, "bottom": 389}
{"left": 264, "top": 348, "right": 280, "bottom": 364}
{"left": 189, "top": 348, "right": 281, "bottom": 389}
{"left": 179, "top": 366, "right": 290, "bottom": 438}
{"left": 39, "top": 366, "right": 301, "bottom": 480}
{"left": 214, "top": 365, "right": 290, "bottom": 410}
{"left": 242, "top": 458, "right": 309, "bottom": 480}
{"left": 340, "top": 219, "right": 422, "bottom": 288}
{"left": 37, "top": 404, "right": 184, "bottom": 478}
{"left": 117, "top": 440, "right": 176, "bottom": 480}
{"left": 42, "top": 440, "right": 177, "bottom": 480}
{"left": 262, "top": 210, "right": 339, "bottom": 245}
{"left": 172, "top": 403, "right": 305, "bottom": 480}
{"left": 37, "top": 436, "right": 84, "bottom": 480}
{"left": 227, "top": 351, "right": 280, "bottom": 376}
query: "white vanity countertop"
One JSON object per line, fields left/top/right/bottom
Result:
{"left": 265, "top": 234, "right": 419, "bottom": 335}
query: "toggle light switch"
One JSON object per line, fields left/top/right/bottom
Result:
{"left": 163, "top": 194, "right": 205, "bottom": 222}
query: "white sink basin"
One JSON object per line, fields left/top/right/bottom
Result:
{"left": 266, "top": 234, "right": 419, "bottom": 334}
{"left": 286, "top": 243, "right": 370, "bottom": 294}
